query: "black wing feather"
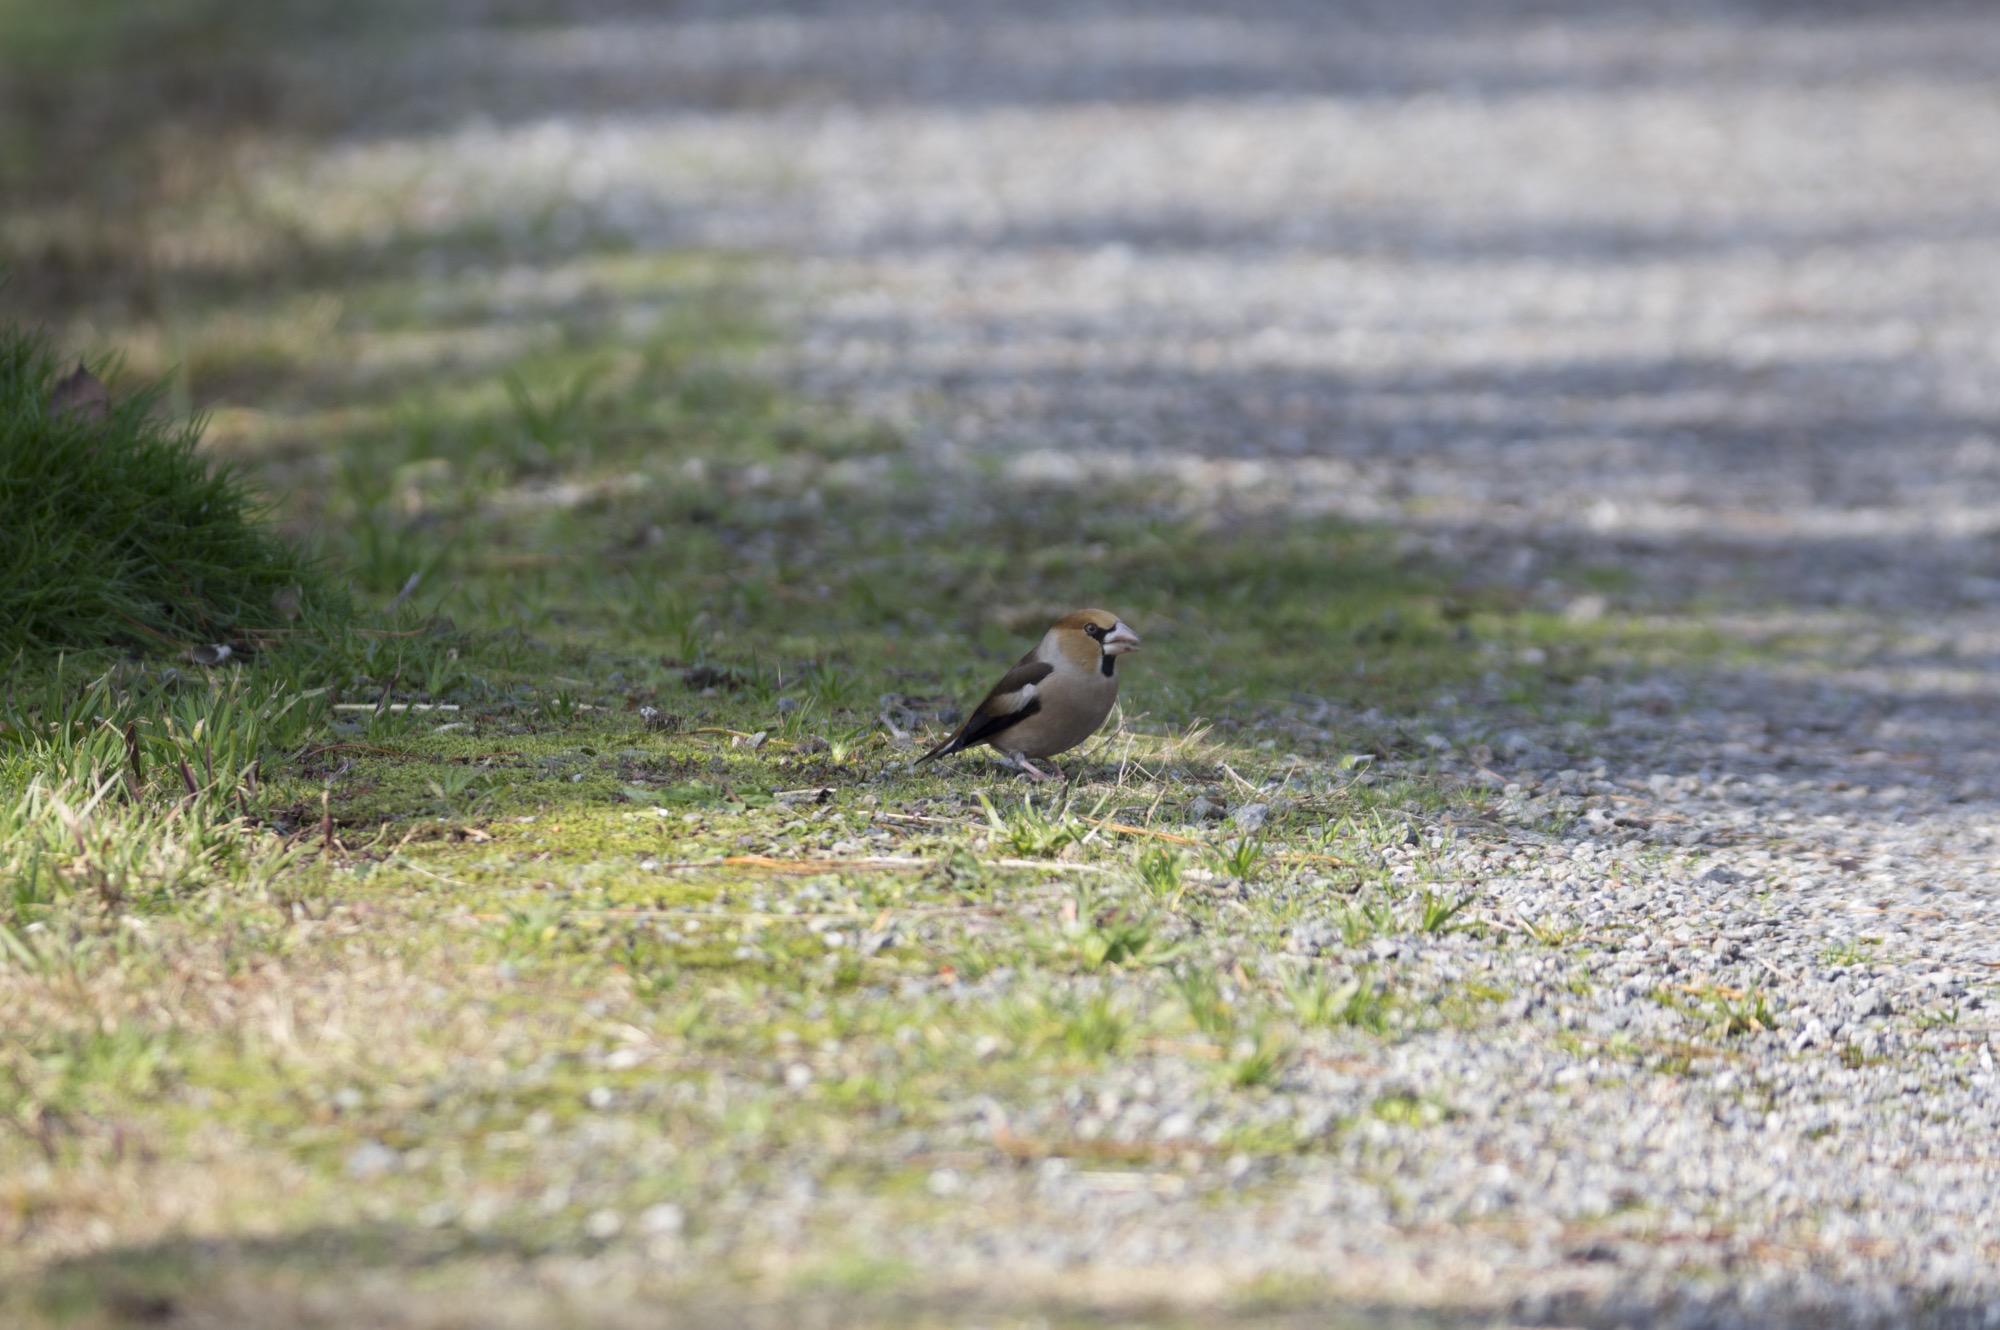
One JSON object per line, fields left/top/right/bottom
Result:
{"left": 936, "top": 694, "right": 1043, "bottom": 755}
{"left": 918, "top": 658, "right": 1053, "bottom": 761}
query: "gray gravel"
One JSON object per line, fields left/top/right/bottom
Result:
{"left": 317, "top": 2, "right": 2000, "bottom": 1324}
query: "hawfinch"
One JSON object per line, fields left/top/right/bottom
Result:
{"left": 919, "top": 609, "right": 1141, "bottom": 780}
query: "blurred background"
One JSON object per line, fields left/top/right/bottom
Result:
{"left": 8, "top": 0, "right": 2000, "bottom": 618}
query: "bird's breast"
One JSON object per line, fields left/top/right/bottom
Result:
{"left": 1002, "top": 668, "right": 1118, "bottom": 758}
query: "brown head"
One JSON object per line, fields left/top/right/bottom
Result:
{"left": 1046, "top": 609, "right": 1141, "bottom": 674}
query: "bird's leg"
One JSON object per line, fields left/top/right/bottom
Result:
{"left": 1002, "top": 750, "right": 1056, "bottom": 782}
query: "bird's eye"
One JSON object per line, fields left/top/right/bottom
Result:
{"left": 1085, "top": 624, "right": 1104, "bottom": 639}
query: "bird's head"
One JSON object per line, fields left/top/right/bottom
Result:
{"left": 1050, "top": 608, "right": 1141, "bottom": 670}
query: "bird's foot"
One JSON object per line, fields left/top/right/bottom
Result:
{"left": 1004, "top": 753, "right": 1057, "bottom": 782}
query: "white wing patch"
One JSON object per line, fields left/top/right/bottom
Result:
{"left": 994, "top": 680, "right": 1039, "bottom": 714}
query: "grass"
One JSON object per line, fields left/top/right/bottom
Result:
{"left": 0, "top": 2, "right": 1813, "bottom": 1326}
{"left": 0, "top": 330, "right": 337, "bottom": 659}
{"left": 1283, "top": 968, "right": 1399, "bottom": 1036}
{"left": 1650, "top": 982, "right": 1781, "bottom": 1041}
{"left": 1820, "top": 936, "right": 1885, "bottom": 968}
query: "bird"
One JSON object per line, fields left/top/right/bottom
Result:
{"left": 918, "top": 609, "right": 1141, "bottom": 781}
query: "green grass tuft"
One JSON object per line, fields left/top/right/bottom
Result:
{"left": 0, "top": 326, "right": 337, "bottom": 659}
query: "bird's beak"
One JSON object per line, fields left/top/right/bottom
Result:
{"left": 1103, "top": 621, "right": 1141, "bottom": 655}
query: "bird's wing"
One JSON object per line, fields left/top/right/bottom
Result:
{"left": 918, "top": 658, "right": 1054, "bottom": 761}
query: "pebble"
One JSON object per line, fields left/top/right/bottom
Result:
{"left": 639, "top": 1203, "right": 685, "bottom": 1236}
{"left": 343, "top": 1141, "right": 400, "bottom": 1180}
{"left": 1230, "top": 803, "right": 1270, "bottom": 834}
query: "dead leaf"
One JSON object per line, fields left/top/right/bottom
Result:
{"left": 48, "top": 363, "right": 110, "bottom": 424}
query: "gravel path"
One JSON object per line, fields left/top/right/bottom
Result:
{"left": 329, "top": 3, "right": 2000, "bottom": 1323}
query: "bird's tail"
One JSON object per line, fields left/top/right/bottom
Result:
{"left": 916, "top": 733, "right": 963, "bottom": 764}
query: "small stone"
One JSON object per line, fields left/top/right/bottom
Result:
{"left": 1565, "top": 594, "right": 1608, "bottom": 624}
{"left": 1789, "top": 1018, "right": 1828, "bottom": 1053}
{"left": 639, "top": 1203, "right": 685, "bottom": 1236}
{"left": 1287, "top": 924, "right": 1334, "bottom": 956}
{"left": 1231, "top": 802, "right": 1270, "bottom": 833}
{"left": 584, "top": 1209, "right": 623, "bottom": 1240}
{"left": 344, "top": 1141, "right": 400, "bottom": 1180}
